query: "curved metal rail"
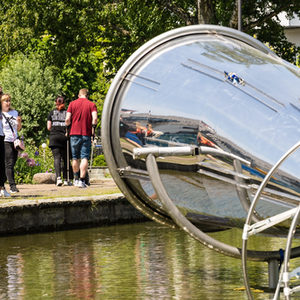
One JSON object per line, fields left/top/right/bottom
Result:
{"left": 143, "top": 150, "right": 300, "bottom": 261}
{"left": 273, "top": 205, "right": 300, "bottom": 299}
{"left": 242, "top": 140, "right": 300, "bottom": 300}
{"left": 233, "top": 159, "right": 262, "bottom": 224}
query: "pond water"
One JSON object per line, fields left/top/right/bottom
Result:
{"left": 1, "top": 222, "right": 300, "bottom": 300}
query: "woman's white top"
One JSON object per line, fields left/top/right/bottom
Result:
{"left": 0, "top": 113, "right": 3, "bottom": 136}
{"left": 1, "top": 110, "right": 19, "bottom": 142}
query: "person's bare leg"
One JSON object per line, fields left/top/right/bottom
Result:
{"left": 72, "top": 159, "right": 80, "bottom": 175}
{"left": 79, "top": 158, "right": 89, "bottom": 179}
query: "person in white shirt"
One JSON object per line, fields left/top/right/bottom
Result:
{"left": 0, "top": 88, "right": 10, "bottom": 197}
{"left": 1, "top": 94, "right": 22, "bottom": 194}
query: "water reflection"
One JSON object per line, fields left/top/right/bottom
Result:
{"left": 1, "top": 223, "right": 300, "bottom": 299}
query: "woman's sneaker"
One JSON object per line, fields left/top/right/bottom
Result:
{"left": 10, "top": 186, "right": 19, "bottom": 193}
{"left": 0, "top": 188, "right": 10, "bottom": 197}
{"left": 56, "top": 177, "right": 63, "bottom": 186}
{"left": 63, "top": 180, "right": 72, "bottom": 186}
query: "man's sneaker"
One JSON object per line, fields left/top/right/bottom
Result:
{"left": 63, "top": 180, "right": 72, "bottom": 186}
{"left": 0, "top": 188, "right": 11, "bottom": 197}
{"left": 85, "top": 173, "right": 90, "bottom": 186}
{"left": 10, "top": 186, "right": 19, "bottom": 193}
{"left": 78, "top": 180, "right": 87, "bottom": 188}
{"left": 73, "top": 179, "right": 80, "bottom": 187}
{"left": 56, "top": 177, "right": 63, "bottom": 186}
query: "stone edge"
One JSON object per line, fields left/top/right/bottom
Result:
{"left": 0, "top": 193, "right": 150, "bottom": 235}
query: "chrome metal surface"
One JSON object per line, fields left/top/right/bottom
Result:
{"left": 101, "top": 24, "right": 300, "bottom": 233}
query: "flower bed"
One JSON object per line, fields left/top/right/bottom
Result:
{"left": 15, "top": 142, "right": 54, "bottom": 184}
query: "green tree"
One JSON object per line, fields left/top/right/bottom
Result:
{"left": 97, "top": 1, "right": 181, "bottom": 72}
{"left": 0, "top": 0, "right": 103, "bottom": 67}
{"left": 0, "top": 53, "right": 62, "bottom": 145}
{"left": 241, "top": 1, "right": 300, "bottom": 63}
{"left": 0, "top": 0, "right": 179, "bottom": 99}
{"left": 1, "top": 1, "right": 300, "bottom": 67}
{"left": 150, "top": 0, "right": 300, "bottom": 63}
{"left": 1, "top": 0, "right": 299, "bottom": 131}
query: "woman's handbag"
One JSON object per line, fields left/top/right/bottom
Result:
{"left": 13, "top": 138, "right": 25, "bottom": 151}
{"left": 2, "top": 113, "right": 25, "bottom": 151}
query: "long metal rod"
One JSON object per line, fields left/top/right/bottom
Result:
{"left": 133, "top": 145, "right": 251, "bottom": 166}
{"left": 133, "top": 146, "right": 197, "bottom": 159}
{"left": 238, "top": 0, "right": 242, "bottom": 31}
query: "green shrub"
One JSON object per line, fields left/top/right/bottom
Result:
{"left": 0, "top": 53, "right": 62, "bottom": 146}
{"left": 92, "top": 154, "right": 107, "bottom": 167}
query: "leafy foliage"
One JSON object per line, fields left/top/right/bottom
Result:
{"left": 15, "top": 142, "right": 54, "bottom": 184}
{"left": 92, "top": 154, "right": 107, "bottom": 167}
{"left": 1, "top": 0, "right": 300, "bottom": 149}
{"left": 60, "top": 50, "right": 101, "bottom": 101}
{"left": 242, "top": 0, "right": 300, "bottom": 63}
{"left": 0, "top": 0, "right": 103, "bottom": 67}
{"left": 1, "top": 1, "right": 300, "bottom": 66}
{"left": 0, "top": 53, "right": 62, "bottom": 145}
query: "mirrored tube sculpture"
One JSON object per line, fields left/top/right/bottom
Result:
{"left": 101, "top": 25, "right": 300, "bottom": 255}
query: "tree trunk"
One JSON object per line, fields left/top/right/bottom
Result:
{"left": 229, "top": 0, "right": 239, "bottom": 29}
{"left": 197, "top": 0, "right": 216, "bottom": 24}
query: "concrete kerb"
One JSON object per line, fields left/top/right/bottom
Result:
{"left": 0, "top": 193, "right": 150, "bottom": 235}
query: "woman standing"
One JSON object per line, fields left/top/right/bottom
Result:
{"left": 47, "top": 96, "right": 72, "bottom": 186}
{"left": 0, "top": 88, "right": 10, "bottom": 197}
{"left": 1, "top": 94, "right": 22, "bottom": 194}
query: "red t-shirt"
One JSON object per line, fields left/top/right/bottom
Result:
{"left": 67, "top": 97, "right": 97, "bottom": 136}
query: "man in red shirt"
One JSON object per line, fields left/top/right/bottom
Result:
{"left": 65, "top": 88, "right": 97, "bottom": 188}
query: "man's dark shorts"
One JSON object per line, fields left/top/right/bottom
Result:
{"left": 70, "top": 135, "right": 91, "bottom": 160}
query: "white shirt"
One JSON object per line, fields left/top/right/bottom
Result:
{"left": 0, "top": 113, "right": 3, "bottom": 136}
{"left": 1, "top": 110, "right": 19, "bottom": 142}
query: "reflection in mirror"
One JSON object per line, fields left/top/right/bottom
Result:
{"left": 103, "top": 25, "right": 300, "bottom": 234}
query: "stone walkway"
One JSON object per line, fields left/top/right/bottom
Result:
{"left": 1, "top": 178, "right": 120, "bottom": 202}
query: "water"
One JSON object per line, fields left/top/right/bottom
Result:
{"left": 1, "top": 222, "right": 300, "bottom": 300}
